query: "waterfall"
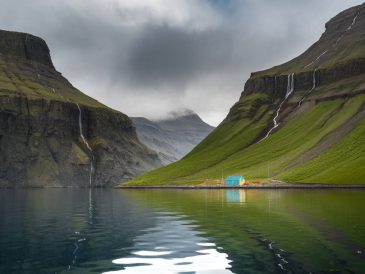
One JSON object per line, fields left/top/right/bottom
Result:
{"left": 347, "top": 11, "right": 359, "bottom": 30}
{"left": 336, "top": 11, "right": 360, "bottom": 45}
{"left": 305, "top": 9, "right": 360, "bottom": 69}
{"left": 261, "top": 74, "right": 295, "bottom": 141}
{"left": 304, "top": 50, "right": 328, "bottom": 69}
{"left": 76, "top": 103, "right": 94, "bottom": 186}
{"left": 298, "top": 69, "right": 317, "bottom": 106}
{"left": 285, "top": 73, "right": 295, "bottom": 99}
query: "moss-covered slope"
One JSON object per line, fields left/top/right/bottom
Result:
{"left": 127, "top": 3, "right": 365, "bottom": 185}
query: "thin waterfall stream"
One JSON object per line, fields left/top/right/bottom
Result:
{"left": 336, "top": 10, "right": 360, "bottom": 45}
{"left": 298, "top": 69, "right": 317, "bottom": 106}
{"left": 261, "top": 73, "right": 294, "bottom": 141}
{"left": 304, "top": 9, "right": 360, "bottom": 69}
{"left": 76, "top": 103, "right": 94, "bottom": 186}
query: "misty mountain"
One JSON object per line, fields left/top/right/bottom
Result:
{"left": 132, "top": 110, "right": 214, "bottom": 165}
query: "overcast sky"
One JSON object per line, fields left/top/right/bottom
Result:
{"left": 0, "top": 0, "right": 363, "bottom": 125}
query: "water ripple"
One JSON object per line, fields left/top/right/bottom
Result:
{"left": 104, "top": 213, "right": 233, "bottom": 274}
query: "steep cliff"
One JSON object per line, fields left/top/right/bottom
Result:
{"left": 0, "top": 29, "right": 161, "bottom": 187}
{"left": 127, "top": 3, "right": 365, "bottom": 185}
{"left": 132, "top": 110, "right": 214, "bottom": 165}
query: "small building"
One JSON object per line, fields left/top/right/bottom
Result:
{"left": 225, "top": 176, "right": 245, "bottom": 186}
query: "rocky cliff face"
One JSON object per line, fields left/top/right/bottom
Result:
{"left": 0, "top": 29, "right": 161, "bottom": 187}
{"left": 0, "top": 31, "right": 54, "bottom": 68}
{"left": 244, "top": 58, "right": 365, "bottom": 99}
{"left": 132, "top": 110, "right": 214, "bottom": 165}
{"left": 243, "top": 3, "right": 365, "bottom": 99}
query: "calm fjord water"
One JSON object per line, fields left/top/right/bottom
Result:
{"left": 0, "top": 189, "right": 364, "bottom": 274}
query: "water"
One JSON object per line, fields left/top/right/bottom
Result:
{"left": 298, "top": 69, "right": 317, "bottom": 106}
{"left": 304, "top": 8, "right": 360, "bottom": 69}
{"left": 76, "top": 103, "right": 94, "bottom": 186}
{"left": 335, "top": 10, "right": 360, "bottom": 45}
{"left": 1, "top": 189, "right": 365, "bottom": 274}
{"left": 304, "top": 50, "right": 328, "bottom": 69}
{"left": 262, "top": 73, "right": 295, "bottom": 140}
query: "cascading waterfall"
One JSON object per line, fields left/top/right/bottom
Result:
{"left": 304, "top": 50, "right": 328, "bottom": 69}
{"left": 304, "top": 9, "right": 360, "bottom": 69}
{"left": 76, "top": 103, "right": 94, "bottom": 186}
{"left": 261, "top": 73, "right": 294, "bottom": 141}
{"left": 298, "top": 69, "right": 317, "bottom": 106}
{"left": 285, "top": 73, "right": 295, "bottom": 99}
{"left": 348, "top": 11, "right": 359, "bottom": 30}
{"left": 336, "top": 10, "right": 360, "bottom": 45}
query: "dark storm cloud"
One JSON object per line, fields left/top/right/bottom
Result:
{"left": 0, "top": 0, "right": 364, "bottom": 125}
{"left": 122, "top": 25, "right": 234, "bottom": 89}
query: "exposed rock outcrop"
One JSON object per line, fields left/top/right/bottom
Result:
{"left": 244, "top": 58, "right": 365, "bottom": 99}
{"left": 243, "top": 3, "right": 365, "bottom": 99}
{"left": 0, "top": 30, "right": 54, "bottom": 68}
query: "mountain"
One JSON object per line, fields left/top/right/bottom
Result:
{"left": 127, "top": 3, "right": 365, "bottom": 186}
{"left": 0, "top": 29, "right": 161, "bottom": 187}
{"left": 131, "top": 110, "right": 214, "bottom": 165}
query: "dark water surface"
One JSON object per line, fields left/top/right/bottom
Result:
{"left": 0, "top": 189, "right": 364, "bottom": 273}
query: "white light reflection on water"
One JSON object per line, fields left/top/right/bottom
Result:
{"left": 104, "top": 214, "right": 234, "bottom": 274}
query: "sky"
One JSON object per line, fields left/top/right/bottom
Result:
{"left": 0, "top": 0, "right": 364, "bottom": 126}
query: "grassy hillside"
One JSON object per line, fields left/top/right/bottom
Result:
{"left": 0, "top": 29, "right": 110, "bottom": 110}
{"left": 126, "top": 71, "right": 365, "bottom": 185}
{"left": 252, "top": 4, "right": 365, "bottom": 78}
{"left": 0, "top": 56, "right": 109, "bottom": 110}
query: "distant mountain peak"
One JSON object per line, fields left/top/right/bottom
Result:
{"left": 161, "top": 108, "right": 197, "bottom": 121}
{"left": 132, "top": 110, "right": 214, "bottom": 165}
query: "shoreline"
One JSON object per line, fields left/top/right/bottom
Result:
{"left": 116, "top": 184, "right": 365, "bottom": 190}
{"left": 1, "top": 184, "right": 365, "bottom": 190}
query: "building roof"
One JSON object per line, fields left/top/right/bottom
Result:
{"left": 226, "top": 176, "right": 244, "bottom": 181}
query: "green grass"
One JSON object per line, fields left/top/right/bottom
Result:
{"left": 198, "top": 95, "right": 365, "bottom": 181}
{"left": 251, "top": 29, "right": 365, "bottom": 79}
{"left": 280, "top": 115, "right": 365, "bottom": 184}
{"left": 0, "top": 56, "right": 111, "bottom": 110}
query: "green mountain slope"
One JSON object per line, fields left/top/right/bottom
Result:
{"left": 127, "top": 3, "right": 365, "bottom": 185}
{"left": 0, "top": 31, "right": 107, "bottom": 109}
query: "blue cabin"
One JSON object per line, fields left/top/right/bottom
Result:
{"left": 225, "top": 176, "right": 245, "bottom": 186}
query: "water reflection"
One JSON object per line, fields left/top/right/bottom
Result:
{"left": 105, "top": 213, "right": 233, "bottom": 274}
{"left": 225, "top": 190, "right": 246, "bottom": 204}
{"left": 1, "top": 189, "right": 365, "bottom": 274}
